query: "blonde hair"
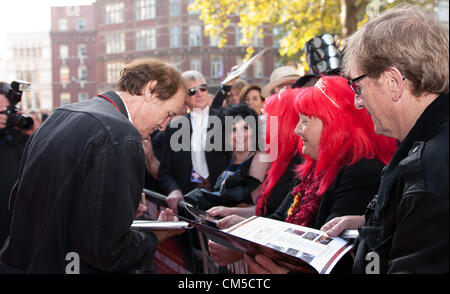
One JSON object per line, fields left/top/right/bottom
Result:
{"left": 343, "top": 4, "right": 449, "bottom": 96}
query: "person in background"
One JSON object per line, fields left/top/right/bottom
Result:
{"left": 160, "top": 70, "right": 227, "bottom": 213}
{"left": 226, "top": 79, "right": 248, "bottom": 106}
{"left": 322, "top": 4, "right": 449, "bottom": 274}
{"left": 261, "top": 66, "right": 301, "bottom": 99}
{"left": 0, "top": 83, "right": 30, "bottom": 248}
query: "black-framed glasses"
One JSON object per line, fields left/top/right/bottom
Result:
{"left": 187, "top": 84, "right": 208, "bottom": 96}
{"left": 348, "top": 73, "right": 368, "bottom": 97}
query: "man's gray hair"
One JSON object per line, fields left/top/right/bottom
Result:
{"left": 182, "top": 70, "right": 206, "bottom": 84}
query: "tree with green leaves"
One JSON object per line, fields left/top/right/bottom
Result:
{"left": 190, "top": 0, "right": 438, "bottom": 65}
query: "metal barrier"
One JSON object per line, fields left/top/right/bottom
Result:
{"left": 142, "top": 189, "right": 219, "bottom": 274}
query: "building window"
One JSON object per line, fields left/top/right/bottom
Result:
{"left": 251, "top": 31, "right": 263, "bottom": 47}
{"left": 106, "top": 33, "right": 125, "bottom": 54}
{"left": 189, "top": 25, "right": 202, "bottom": 47}
{"left": 60, "top": 93, "right": 71, "bottom": 105}
{"left": 209, "top": 35, "right": 220, "bottom": 47}
{"left": 190, "top": 58, "right": 201, "bottom": 72}
{"left": 169, "top": 0, "right": 181, "bottom": 16}
{"left": 236, "top": 56, "right": 247, "bottom": 78}
{"left": 77, "top": 44, "right": 87, "bottom": 58}
{"left": 170, "top": 26, "right": 181, "bottom": 48}
{"left": 78, "top": 93, "right": 88, "bottom": 102}
{"left": 60, "top": 45, "right": 69, "bottom": 59}
{"left": 273, "top": 27, "right": 281, "bottom": 49}
{"left": 188, "top": 0, "right": 200, "bottom": 15}
{"left": 60, "top": 66, "right": 70, "bottom": 83}
{"left": 211, "top": 56, "right": 223, "bottom": 78}
{"left": 235, "top": 26, "right": 244, "bottom": 47}
{"left": 136, "top": 29, "right": 156, "bottom": 51}
{"left": 105, "top": 2, "right": 124, "bottom": 24}
{"left": 136, "top": 0, "right": 156, "bottom": 20}
{"left": 254, "top": 59, "right": 264, "bottom": 78}
{"left": 107, "top": 62, "right": 125, "bottom": 84}
{"left": 78, "top": 65, "right": 87, "bottom": 81}
{"left": 59, "top": 19, "right": 68, "bottom": 31}
{"left": 76, "top": 19, "right": 86, "bottom": 31}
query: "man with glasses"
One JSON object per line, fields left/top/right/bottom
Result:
{"left": 159, "top": 71, "right": 228, "bottom": 213}
{"left": 322, "top": 4, "right": 448, "bottom": 273}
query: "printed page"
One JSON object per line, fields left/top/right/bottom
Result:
{"left": 225, "top": 216, "right": 354, "bottom": 274}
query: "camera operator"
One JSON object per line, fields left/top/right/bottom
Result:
{"left": 0, "top": 81, "right": 31, "bottom": 247}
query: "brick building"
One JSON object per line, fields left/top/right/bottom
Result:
{"left": 50, "top": 0, "right": 280, "bottom": 107}
{"left": 50, "top": 5, "right": 97, "bottom": 107}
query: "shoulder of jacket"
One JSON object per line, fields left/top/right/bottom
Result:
{"left": 399, "top": 125, "right": 449, "bottom": 197}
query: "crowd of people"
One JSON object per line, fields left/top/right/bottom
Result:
{"left": 0, "top": 4, "right": 448, "bottom": 274}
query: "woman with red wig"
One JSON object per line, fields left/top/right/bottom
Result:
{"left": 245, "top": 75, "right": 397, "bottom": 274}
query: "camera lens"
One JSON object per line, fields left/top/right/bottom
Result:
{"left": 17, "top": 115, "right": 34, "bottom": 130}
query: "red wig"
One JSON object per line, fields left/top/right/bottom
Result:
{"left": 293, "top": 75, "right": 397, "bottom": 196}
{"left": 255, "top": 89, "right": 303, "bottom": 216}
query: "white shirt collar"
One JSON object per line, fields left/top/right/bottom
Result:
{"left": 116, "top": 91, "right": 133, "bottom": 123}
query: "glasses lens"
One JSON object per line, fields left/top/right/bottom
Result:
{"left": 351, "top": 82, "right": 361, "bottom": 95}
{"left": 199, "top": 84, "right": 208, "bottom": 91}
{"left": 188, "top": 88, "right": 197, "bottom": 96}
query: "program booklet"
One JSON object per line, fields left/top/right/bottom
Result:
{"left": 177, "top": 213, "right": 356, "bottom": 274}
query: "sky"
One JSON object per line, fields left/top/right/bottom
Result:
{"left": 0, "top": 0, "right": 95, "bottom": 57}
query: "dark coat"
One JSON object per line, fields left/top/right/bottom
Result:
{"left": 0, "top": 130, "right": 29, "bottom": 247}
{"left": 353, "top": 93, "right": 449, "bottom": 274}
{"left": 0, "top": 91, "right": 158, "bottom": 274}
{"left": 158, "top": 107, "right": 228, "bottom": 195}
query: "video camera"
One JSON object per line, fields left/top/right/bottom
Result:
{"left": 0, "top": 80, "right": 34, "bottom": 130}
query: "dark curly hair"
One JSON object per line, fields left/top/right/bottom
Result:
{"left": 220, "top": 103, "right": 263, "bottom": 153}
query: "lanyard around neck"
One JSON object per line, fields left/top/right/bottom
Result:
{"left": 98, "top": 94, "right": 120, "bottom": 112}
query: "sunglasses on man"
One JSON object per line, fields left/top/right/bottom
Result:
{"left": 187, "top": 84, "right": 208, "bottom": 96}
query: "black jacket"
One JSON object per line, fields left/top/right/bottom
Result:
{"left": 270, "top": 158, "right": 384, "bottom": 230}
{"left": 0, "top": 129, "right": 29, "bottom": 247}
{"left": 353, "top": 93, "right": 449, "bottom": 274}
{"left": 158, "top": 108, "right": 228, "bottom": 195}
{"left": 0, "top": 91, "right": 158, "bottom": 274}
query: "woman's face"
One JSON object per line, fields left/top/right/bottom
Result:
{"left": 230, "top": 119, "right": 253, "bottom": 152}
{"left": 294, "top": 114, "right": 323, "bottom": 159}
{"left": 244, "top": 89, "right": 264, "bottom": 115}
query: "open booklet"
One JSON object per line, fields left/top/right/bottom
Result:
{"left": 177, "top": 210, "right": 357, "bottom": 274}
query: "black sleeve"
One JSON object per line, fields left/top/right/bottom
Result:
{"left": 157, "top": 127, "right": 182, "bottom": 194}
{"left": 73, "top": 138, "right": 158, "bottom": 272}
{"left": 267, "top": 192, "right": 294, "bottom": 221}
{"left": 319, "top": 160, "right": 381, "bottom": 226}
{"left": 210, "top": 85, "right": 232, "bottom": 109}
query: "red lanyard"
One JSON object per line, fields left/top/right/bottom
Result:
{"left": 97, "top": 94, "right": 120, "bottom": 112}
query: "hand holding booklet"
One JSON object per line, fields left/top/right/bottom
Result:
{"left": 177, "top": 209, "right": 357, "bottom": 274}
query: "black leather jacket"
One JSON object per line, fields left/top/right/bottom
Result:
{"left": 353, "top": 93, "right": 449, "bottom": 274}
{"left": 0, "top": 91, "right": 158, "bottom": 274}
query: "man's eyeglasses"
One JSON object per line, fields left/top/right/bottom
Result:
{"left": 187, "top": 84, "right": 208, "bottom": 96}
{"left": 348, "top": 73, "right": 368, "bottom": 97}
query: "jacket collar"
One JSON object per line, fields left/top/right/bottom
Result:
{"left": 386, "top": 93, "right": 449, "bottom": 173}
{"left": 98, "top": 91, "right": 129, "bottom": 120}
